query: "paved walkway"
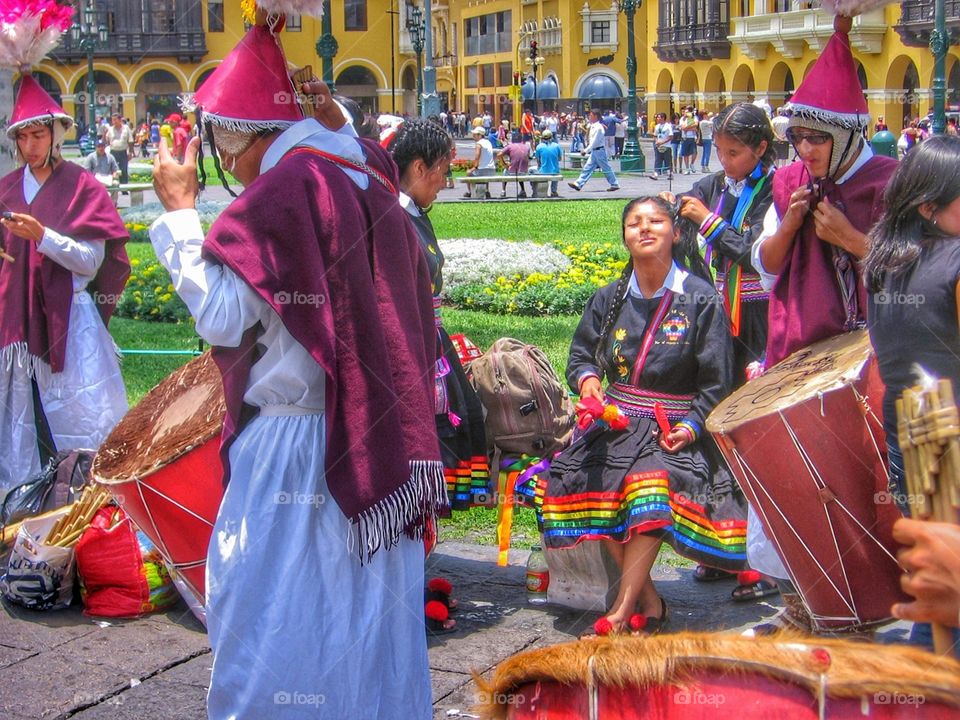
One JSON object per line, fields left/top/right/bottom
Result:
{"left": 0, "top": 540, "right": 914, "bottom": 720}
{"left": 103, "top": 140, "right": 707, "bottom": 211}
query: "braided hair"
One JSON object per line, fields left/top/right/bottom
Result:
{"left": 594, "top": 196, "right": 709, "bottom": 372}
{"left": 387, "top": 118, "right": 454, "bottom": 178}
{"left": 712, "top": 102, "right": 777, "bottom": 171}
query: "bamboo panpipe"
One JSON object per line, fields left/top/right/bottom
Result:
{"left": 46, "top": 485, "right": 111, "bottom": 547}
{"left": 897, "top": 379, "right": 960, "bottom": 655}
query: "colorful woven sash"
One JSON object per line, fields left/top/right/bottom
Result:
{"left": 605, "top": 384, "right": 694, "bottom": 421}
{"left": 433, "top": 295, "right": 443, "bottom": 329}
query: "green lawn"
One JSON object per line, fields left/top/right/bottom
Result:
{"left": 113, "top": 201, "right": 621, "bottom": 548}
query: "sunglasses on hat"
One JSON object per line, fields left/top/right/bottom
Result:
{"left": 785, "top": 128, "right": 832, "bottom": 146}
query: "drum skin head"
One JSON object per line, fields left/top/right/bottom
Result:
{"left": 93, "top": 352, "right": 225, "bottom": 482}
{"left": 707, "top": 331, "right": 874, "bottom": 434}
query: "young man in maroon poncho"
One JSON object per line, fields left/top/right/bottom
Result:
{"left": 149, "top": 15, "right": 444, "bottom": 720}
{"left": 748, "top": 15, "right": 898, "bottom": 633}
{"left": 0, "top": 73, "right": 129, "bottom": 494}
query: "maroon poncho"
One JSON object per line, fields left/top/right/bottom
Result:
{"left": 0, "top": 161, "right": 130, "bottom": 373}
{"left": 766, "top": 155, "right": 896, "bottom": 367}
{"left": 203, "top": 138, "right": 445, "bottom": 561}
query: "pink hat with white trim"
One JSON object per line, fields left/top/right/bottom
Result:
{"left": 7, "top": 73, "right": 72, "bottom": 138}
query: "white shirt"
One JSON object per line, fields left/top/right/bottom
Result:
{"left": 654, "top": 122, "right": 673, "bottom": 147}
{"left": 627, "top": 261, "right": 688, "bottom": 299}
{"left": 24, "top": 166, "right": 105, "bottom": 292}
{"left": 586, "top": 121, "right": 605, "bottom": 152}
{"left": 149, "top": 117, "right": 366, "bottom": 412}
{"left": 751, "top": 141, "right": 875, "bottom": 290}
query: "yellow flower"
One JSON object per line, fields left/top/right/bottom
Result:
{"left": 615, "top": 328, "right": 627, "bottom": 341}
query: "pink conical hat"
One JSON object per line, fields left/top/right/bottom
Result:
{"left": 191, "top": 24, "right": 303, "bottom": 132}
{"left": 6, "top": 73, "right": 71, "bottom": 137}
{"left": 785, "top": 21, "right": 869, "bottom": 128}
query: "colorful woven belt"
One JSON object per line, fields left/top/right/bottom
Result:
{"left": 716, "top": 270, "right": 768, "bottom": 302}
{"left": 605, "top": 384, "right": 694, "bottom": 421}
{"left": 433, "top": 296, "right": 443, "bottom": 328}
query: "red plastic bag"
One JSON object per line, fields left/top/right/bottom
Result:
{"left": 75, "top": 506, "right": 178, "bottom": 618}
{"left": 448, "top": 333, "right": 483, "bottom": 366}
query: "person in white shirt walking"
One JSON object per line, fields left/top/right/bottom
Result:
{"left": 105, "top": 113, "right": 133, "bottom": 184}
{"left": 568, "top": 109, "right": 620, "bottom": 192}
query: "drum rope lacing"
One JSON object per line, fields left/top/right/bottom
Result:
{"left": 729, "top": 386, "right": 900, "bottom": 630}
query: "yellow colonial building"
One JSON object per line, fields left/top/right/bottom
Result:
{"left": 27, "top": 0, "right": 959, "bottom": 139}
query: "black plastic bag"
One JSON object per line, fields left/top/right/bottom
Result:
{"left": 0, "top": 450, "right": 93, "bottom": 526}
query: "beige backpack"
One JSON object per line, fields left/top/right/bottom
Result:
{"left": 470, "top": 338, "right": 575, "bottom": 458}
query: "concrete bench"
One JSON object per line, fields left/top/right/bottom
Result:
{"left": 105, "top": 182, "right": 153, "bottom": 207}
{"left": 460, "top": 174, "right": 563, "bottom": 200}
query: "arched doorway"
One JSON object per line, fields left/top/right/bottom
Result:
{"left": 72, "top": 70, "right": 122, "bottom": 135}
{"left": 135, "top": 69, "right": 182, "bottom": 124}
{"left": 654, "top": 69, "right": 674, "bottom": 119}
{"left": 703, "top": 66, "right": 725, "bottom": 113}
{"left": 884, "top": 56, "right": 920, "bottom": 134}
{"left": 194, "top": 68, "right": 215, "bottom": 92}
{"left": 400, "top": 65, "right": 416, "bottom": 117}
{"left": 336, "top": 65, "right": 379, "bottom": 117}
{"left": 579, "top": 74, "right": 623, "bottom": 115}
{"left": 732, "top": 65, "right": 755, "bottom": 102}
{"left": 768, "top": 62, "right": 795, "bottom": 109}
{"left": 678, "top": 67, "right": 698, "bottom": 109}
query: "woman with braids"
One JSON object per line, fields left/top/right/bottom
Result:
{"left": 539, "top": 196, "right": 747, "bottom": 636}
{"left": 663, "top": 102, "right": 780, "bottom": 600}
{"left": 389, "top": 118, "right": 490, "bottom": 635}
{"left": 388, "top": 121, "right": 490, "bottom": 513}
{"left": 865, "top": 134, "right": 960, "bottom": 654}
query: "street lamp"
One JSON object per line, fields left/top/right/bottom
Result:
{"left": 617, "top": 0, "right": 645, "bottom": 172}
{"left": 524, "top": 40, "right": 544, "bottom": 115}
{"left": 406, "top": 4, "right": 425, "bottom": 116}
{"left": 930, "top": 0, "right": 947, "bottom": 134}
{"left": 315, "top": 0, "right": 338, "bottom": 93}
{"left": 69, "top": 0, "right": 108, "bottom": 141}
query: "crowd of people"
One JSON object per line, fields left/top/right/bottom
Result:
{"left": 2, "top": 8, "right": 959, "bottom": 719}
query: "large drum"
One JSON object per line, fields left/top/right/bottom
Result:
{"left": 706, "top": 330, "right": 906, "bottom": 633}
{"left": 92, "top": 353, "right": 225, "bottom": 613}
{"left": 475, "top": 634, "right": 960, "bottom": 719}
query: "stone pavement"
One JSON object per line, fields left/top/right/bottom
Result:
{"left": 0, "top": 540, "right": 913, "bottom": 719}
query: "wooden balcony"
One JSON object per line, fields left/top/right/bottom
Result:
{"left": 51, "top": 31, "right": 207, "bottom": 65}
{"left": 654, "top": 21, "right": 732, "bottom": 61}
{"left": 895, "top": 0, "right": 960, "bottom": 48}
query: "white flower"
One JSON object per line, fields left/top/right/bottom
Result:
{"left": 438, "top": 238, "right": 570, "bottom": 292}
{"left": 120, "top": 200, "right": 232, "bottom": 227}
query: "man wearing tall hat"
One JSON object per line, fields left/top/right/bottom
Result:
{"left": 0, "top": 62, "right": 130, "bottom": 494}
{"left": 149, "top": 11, "right": 443, "bottom": 719}
{"left": 748, "top": 16, "right": 898, "bottom": 632}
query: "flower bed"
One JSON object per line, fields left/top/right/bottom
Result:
{"left": 120, "top": 200, "right": 231, "bottom": 242}
{"left": 116, "top": 257, "right": 191, "bottom": 323}
{"left": 443, "top": 239, "right": 627, "bottom": 316}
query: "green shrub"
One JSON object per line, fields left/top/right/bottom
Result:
{"left": 115, "top": 258, "right": 192, "bottom": 323}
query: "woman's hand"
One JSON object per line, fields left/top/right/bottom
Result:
{"left": 658, "top": 191, "right": 676, "bottom": 204}
{"left": 1, "top": 212, "right": 44, "bottom": 243}
{"left": 892, "top": 518, "right": 960, "bottom": 628}
{"left": 659, "top": 426, "right": 693, "bottom": 454}
{"left": 578, "top": 376, "right": 604, "bottom": 403}
{"left": 679, "top": 196, "right": 710, "bottom": 226}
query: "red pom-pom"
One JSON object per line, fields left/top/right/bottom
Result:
{"left": 593, "top": 617, "right": 614, "bottom": 636}
{"left": 608, "top": 414, "right": 630, "bottom": 431}
{"left": 628, "top": 613, "right": 648, "bottom": 631}
{"left": 811, "top": 648, "right": 832, "bottom": 671}
{"left": 427, "top": 577, "right": 453, "bottom": 595}
{"left": 425, "top": 600, "right": 449, "bottom": 622}
{"left": 737, "top": 570, "right": 762, "bottom": 586}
